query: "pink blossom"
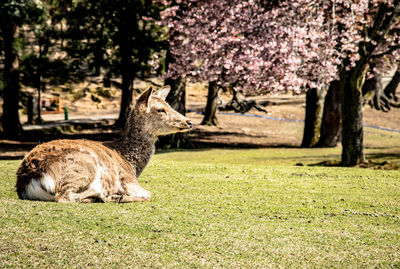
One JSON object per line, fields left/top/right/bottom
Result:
{"left": 156, "top": 0, "right": 400, "bottom": 93}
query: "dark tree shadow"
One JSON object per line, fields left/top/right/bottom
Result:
{"left": 309, "top": 152, "right": 400, "bottom": 170}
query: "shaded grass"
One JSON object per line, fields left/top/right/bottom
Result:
{"left": 0, "top": 148, "right": 400, "bottom": 268}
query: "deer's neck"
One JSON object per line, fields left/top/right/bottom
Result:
{"left": 108, "top": 120, "right": 156, "bottom": 178}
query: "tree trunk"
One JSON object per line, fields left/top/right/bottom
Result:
{"left": 316, "top": 81, "right": 341, "bottom": 147}
{"left": 340, "top": 64, "right": 368, "bottom": 166}
{"left": 115, "top": 71, "right": 134, "bottom": 128}
{"left": 115, "top": 23, "right": 135, "bottom": 128}
{"left": 157, "top": 76, "right": 189, "bottom": 148}
{"left": 36, "top": 38, "right": 44, "bottom": 123}
{"left": 93, "top": 25, "right": 105, "bottom": 76}
{"left": 1, "top": 24, "right": 22, "bottom": 138}
{"left": 301, "top": 87, "right": 325, "bottom": 147}
{"left": 94, "top": 45, "right": 103, "bottom": 76}
{"left": 201, "top": 81, "right": 219, "bottom": 126}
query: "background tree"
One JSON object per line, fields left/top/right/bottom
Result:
{"left": 159, "top": 0, "right": 341, "bottom": 127}
{"left": 315, "top": 81, "right": 342, "bottom": 147}
{"left": 336, "top": 1, "right": 400, "bottom": 165}
{"left": 67, "top": 0, "right": 166, "bottom": 128}
{"left": 0, "top": 0, "right": 42, "bottom": 138}
{"left": 0, "top": 0, "right": 167, "bottom": 137}
{"left": 316, "top": 65, "right": 400, "bottom": 148}
{"left": 157, "top": 51, "right": 189, "bottom": 148}
{"left": 0, "top": 0, "right": 74, "bottom": 134}
{"left": 301, "top": 87, "right": 326, "bottom": 147}
{"left": 155, "top": 1, "right": 191, "bottom": 147}
{"left": 200, "top": 82, "right": 220, "bottom": 126}
{"left": 19, "top": 0, "right": 63, "bottom": 123}
{"left": 160, "top": 0, "right": 400, "bottom": 165}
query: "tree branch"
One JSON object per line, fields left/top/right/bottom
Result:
{"left": 372, "top": 45, "right": 400, "bottom": 58}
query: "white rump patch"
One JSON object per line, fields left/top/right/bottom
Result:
{"left": 40, "top": 173, "right": 55, "bottom": 194}
{"left": 24, "top": 177, "right": 55, "bottom": 201}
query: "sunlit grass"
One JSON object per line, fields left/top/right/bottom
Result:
{"left": 0, "top": 146, "right": 399, "bottom": 268}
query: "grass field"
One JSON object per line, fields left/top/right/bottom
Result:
{"left": 0, "top": 145, "right": 399, "bottom": 268}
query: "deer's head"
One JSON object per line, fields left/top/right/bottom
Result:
{"left": 131, "top": 86, "right": 193, "bottom": 137}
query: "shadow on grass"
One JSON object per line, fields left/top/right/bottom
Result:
{"left": 1, "top": 125, "right": 399, "bottom": 171}
{"left": 308, "top": 152, "right": 400, "bottom": 170}
{"left": 186, "top": 129, "right": 299, "bottom": 149}
{"left": 366, "top": 152, "right": 400, "bottom": 161}
{"left": 0, "top": 155, "right": 27, "bottom": 160}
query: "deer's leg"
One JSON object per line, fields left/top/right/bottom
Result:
{"left": 55, "top": 191, "right": 78, "bottom": 203}
{"left": 56, "top": 185, "right": 108, "bottom": 203}
{"left": 119, "top": 195, "right": 150, "bottom": 202}
{"left": 53, "top": 158, "right": 104, "bottom": 203}
{"left": 55, "top": 174, "right": 101, "bottom": 203}
{"left": 102, "top": 195, "right": 124, "bottom": 203}
{"left": 55, "top": 180, "right": 98, "bottom": 203}
{"left": 56, "top": 188, "right": 104, "bottom": 203}
{"left": 110, "top": 183, "right": 150, "bottom": 203}
{"left": 73, "top": 188, "right": 99, "bottom": 203}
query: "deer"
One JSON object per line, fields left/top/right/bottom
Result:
{"left": 16, "top": 86, "right": 193, "bottom": 203}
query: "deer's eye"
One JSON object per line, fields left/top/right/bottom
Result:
{"left": 157, "top": 108, "right": 167, "bottom": 114}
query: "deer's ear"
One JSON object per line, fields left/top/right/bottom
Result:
{"left": 156, "top": 85, "right": 170, "bottom": 100}
{"left": 137, "top": 87, "right": 153, "bottom": 108}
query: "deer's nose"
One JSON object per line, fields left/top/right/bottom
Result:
{"left": 187, "top": 120, "right": 193, "bottom": 128}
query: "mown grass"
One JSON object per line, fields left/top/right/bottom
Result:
{"left": 0, "top": 145, "right": 399, "bottom": 268}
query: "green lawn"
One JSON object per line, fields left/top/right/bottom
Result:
{"left": 0, "top": 147, "right": 399, "bottom": 268}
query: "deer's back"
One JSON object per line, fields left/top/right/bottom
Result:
{"left": 16, "top": 139, "right": 136, "bottom": 199}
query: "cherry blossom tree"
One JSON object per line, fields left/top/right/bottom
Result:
{"left": 336, "top": 1, "right": 400, "bottom": 165}
{"left": 160, "top": 0, "right": 338, "bottom": 93}
{"left": 159, "top": 0, "right": 400, "bottom": 165}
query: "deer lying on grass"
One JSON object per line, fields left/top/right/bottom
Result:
{"left": 16, "top": 86, "right": 192, "bottom": 203}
